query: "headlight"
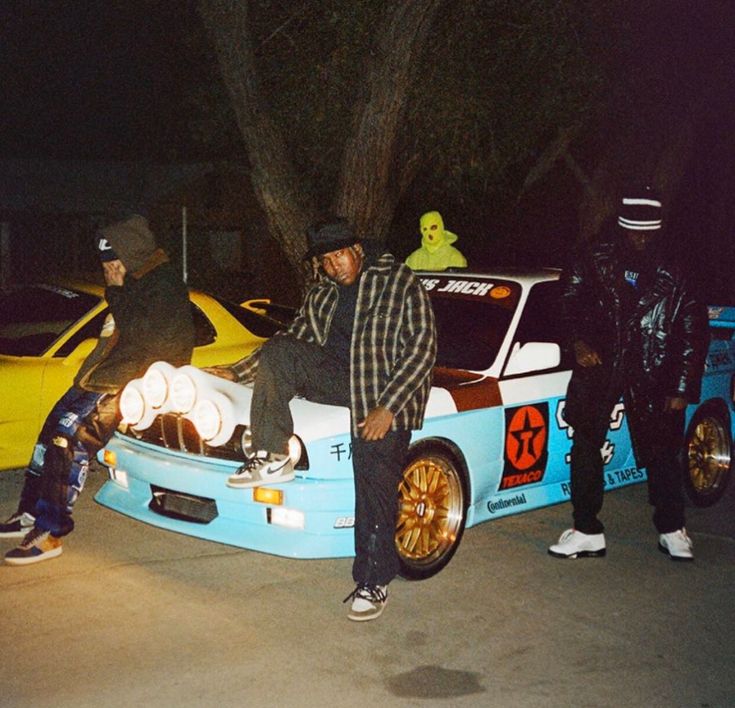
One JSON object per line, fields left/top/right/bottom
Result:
{"left": 238, "top": 431, "right": 301, "bottom": 463}
{"left": 288, "top": 436, "right": 302, "bottom": 464}
{"left": 142, "top": 367, "right": 168, "bottom": 409}
{"left": 171, "top": 373, "right": 197, "bottom": 413}
{"left": 191, "top": 399, "right": 222, "bottom": 441}
{"left": 239, "top": 426, "right": 254, "bottom": 458}
{"left": 120, "top": 384, "right": 145, "bottom": 426}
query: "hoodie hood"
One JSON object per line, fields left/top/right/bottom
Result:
{"left": 98, "top": 214, "right": 158, "bottom": 273}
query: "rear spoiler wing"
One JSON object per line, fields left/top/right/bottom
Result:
{"left": 708, "top": 306, "right": 735, "bottom": 330}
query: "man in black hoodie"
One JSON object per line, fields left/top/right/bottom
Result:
{"left": 0, "top": 213, "right": 194, "bottom": 564}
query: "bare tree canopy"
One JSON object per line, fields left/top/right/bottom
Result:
{"left": 196, "top": 0, "right": 606, "bottom": 283}
{"left": 0, "top": 1, "right": 732, "bottom": 300}
{"left": 193, "top": 0, "right": 733, "bottom": 297}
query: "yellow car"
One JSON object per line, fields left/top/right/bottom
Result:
{"left": 0, "top": 281, "right": 291, "bottom": 471}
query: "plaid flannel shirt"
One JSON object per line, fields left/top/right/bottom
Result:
{"left": 231, "top": 252, "right": 436, "bottom": 435}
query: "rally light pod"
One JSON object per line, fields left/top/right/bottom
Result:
{"left": 187, "top": 390, "right": 236, "bottom": 447}
{"left": 143, "top": 361, "right": 181, "bottom": 412}
{"left": 171, "top": 372, "right": 197, "bottom": 413}
{"left": 119, "top": 381, "right": 154, "bottom": 430}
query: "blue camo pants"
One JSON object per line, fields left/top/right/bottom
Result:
{"left": 18, "top": 387, "right": 120, "bottom": 537}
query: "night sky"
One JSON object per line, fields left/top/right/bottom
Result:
{"left": 2, "top": 1, "right": 734, "bottom": 163}
{"left": 0, "top": 1, "right": 204, "bottom": 161}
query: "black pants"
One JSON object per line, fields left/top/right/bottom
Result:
{"left": 351, "top": 430, "right": 410, "bottom": 586}
{"left": 250, "top": 336, "right": 350, "bottom": 452}
{"left": 252, "top": 335, "right": 409, "bottom": 585}
{"left": 639, "top": 407, "right": 687, "bottom": 534}
{"left": 566, "top": 368, "right": 686, "bottom": 535}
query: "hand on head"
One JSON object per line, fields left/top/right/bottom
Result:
{"left": 102, "top": 259, "right": 126, "bottom": 287}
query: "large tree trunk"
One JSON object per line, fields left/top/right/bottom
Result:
{"left": 201, "top": 0, "right": 443, "bottom": 287}
{"left": 200, "top": 0, "right": 317, "bottom": 287}
{"left": 333, "top": 0, "right": 443, "bottom": 241}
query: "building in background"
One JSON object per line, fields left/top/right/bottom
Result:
{"left": 0, "top": 159, "right": 300, "bottom": 305}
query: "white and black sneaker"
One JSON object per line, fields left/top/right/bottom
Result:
{"left": 548, "top": 528, "right": 606, "bottom": 559}
{"left": 658, "top": 528, "right": 694, "bottom": 561}
{"left": 0, "top": 512, "right": 36, "bottom": 539}
{"left": 344, "top": 584, "right": 388, "bottom": 622}
{"left": 5, "top": 527, "right": 63, "bottom": 565}
{"left": 226, "top": 452, "right": 294, "bottom": 489}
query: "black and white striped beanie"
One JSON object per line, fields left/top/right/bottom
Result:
{"left": 617, "top": 189, "right": 662, "bottom": 231}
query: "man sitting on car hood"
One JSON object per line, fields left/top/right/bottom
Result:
{"left": 0, "top": 213, "right": 195, "bottom": 565}
{"left": 209, "top": 218, "right": 437, "bottom": 622}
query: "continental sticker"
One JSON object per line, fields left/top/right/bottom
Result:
{"left": 500, "top": 403, "right": 549, "bottom": 489}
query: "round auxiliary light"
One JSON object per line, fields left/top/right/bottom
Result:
{"left": 142, "top": 367, "right": 168, "bottom": 409}
{"left": 171, "top": 372, "right": 197, "bottom": 413}
{"left": 191, "top": 399, "right": 222, "bottom": 442}
{"left": 120, "top": 385, "right": 145, "bottom": 426}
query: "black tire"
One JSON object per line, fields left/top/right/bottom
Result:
{"left": 395, "top": 441, "right": 468, "bottom": 580}
{"left": 683, "top": 400, "right": 733, "bottom": 508}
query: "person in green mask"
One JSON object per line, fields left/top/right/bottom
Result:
{"left": 405, "top": 210, "right": 467, "bottom": 271}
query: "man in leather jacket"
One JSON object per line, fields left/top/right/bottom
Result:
{"left": 549, "top": 188, "right": 709, "bottom": 561}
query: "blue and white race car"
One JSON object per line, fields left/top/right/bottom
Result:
{"left": 96, "top": 270, "right": 735, "bottom": 579}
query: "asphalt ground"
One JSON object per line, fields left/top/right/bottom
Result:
{"left": 0, "top": 462, "right": 733, "bottom": 708}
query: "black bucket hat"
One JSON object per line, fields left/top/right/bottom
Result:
{"left": 303, "top": 219, "right": 360, "bottom": 260}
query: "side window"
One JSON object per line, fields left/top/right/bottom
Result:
{"left": 54, "top": 310, "right": 108, "bottom": 357}
{"left": 510, "top": 281, "right": 574, "bottom": 370}
{"left": 192, "top": 303, "right": 217, "bottom": 347}
{"left": 56, "top": 303, "right": 217, "bottom": 355}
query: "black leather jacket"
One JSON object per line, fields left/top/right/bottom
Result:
{"left": 561, "top": 240, "right": 709, "bottom": 412}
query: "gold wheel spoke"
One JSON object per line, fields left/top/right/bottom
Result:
{"left": 396, "top": 453, "right": 465, "bottom": 567}
{"left": 686, "top": 415, "right": 731, "bottom": 500}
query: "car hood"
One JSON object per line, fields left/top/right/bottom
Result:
{"left": 126, "top": 363, "right": 462, "bottom": 447}
{"left": 196, "top": 371, "right": 459, "bottom": 444}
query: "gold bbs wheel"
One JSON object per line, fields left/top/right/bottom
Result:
{"left": 396, "top": 443, "right": 467, "bottom": 580}
{"left": 684, "top": 402, "right": 732, "bottom": 508}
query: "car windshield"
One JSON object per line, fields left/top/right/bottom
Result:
{"left": 423, "top": 276, "right": 521, "bottom": 371}
{"left": 0, "top": 285, "right": 101, "bottom": 356}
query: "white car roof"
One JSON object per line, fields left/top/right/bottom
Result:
{"left": 416, "top": 267, "right": 561, "bottom": 288}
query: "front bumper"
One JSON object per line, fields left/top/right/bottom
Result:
{"left": 95, "top": 433, "right": 356, "bottom": 559}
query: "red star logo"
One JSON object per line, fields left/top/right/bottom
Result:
{"left": 506, "top": 406, "right": 547, "bottom": 470}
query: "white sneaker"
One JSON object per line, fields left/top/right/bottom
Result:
{"left": 344, "top": 584, "right": 388, "bottom": 622}
{"left": 226, "top": 451, "right": 294, "bottom": 488}
{"left": 658, "top": 528, "right": 694, "bottom": 561}
{"left": 0, "top": 511, "right": 36, "bottom": 538}
{"left": 548, "top": 528, "right": 606, "bottom": 559}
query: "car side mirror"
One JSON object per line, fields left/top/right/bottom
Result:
{"left": 504, "top": 341, "right": 561, "bottom": 376}
{"left": 240, "top": 298, "right": 271, "bottom": 315}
